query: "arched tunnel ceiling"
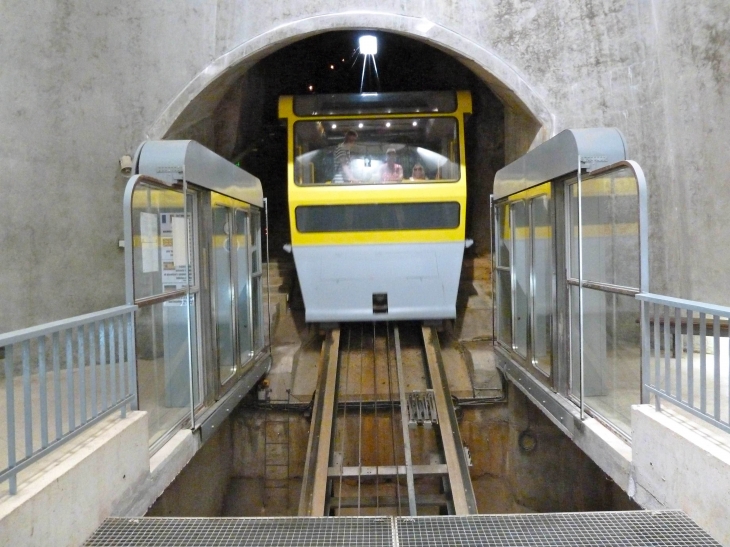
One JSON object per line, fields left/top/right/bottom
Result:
{"left": 159, "top": 29, "right": 527, "bottom": 257}
{"left": 155, "top": 21, "right": 552, "bottom": 143}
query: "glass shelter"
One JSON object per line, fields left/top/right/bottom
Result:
{"left": 493, "top": 129, "right": 649, "bottom": 439}
{"left": 124, "top": 140, "right": 270, "bottom": 450}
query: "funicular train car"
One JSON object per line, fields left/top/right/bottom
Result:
{"left": 279, "top": 91, "right": 472, "bottom": 323}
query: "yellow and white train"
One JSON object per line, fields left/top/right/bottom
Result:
{"left": 279, "top": 90, "right": 472, "bottom": 322}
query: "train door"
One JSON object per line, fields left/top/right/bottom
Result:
{"left": 494, "top": 184, "right": 554, "bottom": 384}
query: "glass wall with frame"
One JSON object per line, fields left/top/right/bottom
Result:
{"left": 495, "top": 202, "right": 513, "bottom": 348}
{"left": 250, "top": 209, "right": 265, "bottom": 351}
{"left": 129, "top": 180, "right": 201, "bottom": 448}
{"left": 567, "top": 165, "right": 642, "bottom": 437}
{"left": 210, "top": 194, "right": 265, "bottom": 392}
{"left": 494, "top": 184, "right": 554, "bottom": 380}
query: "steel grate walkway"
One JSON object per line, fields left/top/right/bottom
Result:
{"left": 84, "top": 511, "right": 720, "bottom": 546}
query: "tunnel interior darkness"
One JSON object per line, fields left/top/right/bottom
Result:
{"left": 169, "top": 31, "right": 506, "bottom": 258}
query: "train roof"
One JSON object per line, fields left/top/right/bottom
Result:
{"left": 493, "top": 128, "right": 628, "bottom": 200}
{"left": 133, "top": 140, "right": 263, "bottom": 208}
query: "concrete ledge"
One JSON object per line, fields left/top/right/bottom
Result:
{"left": 0, "top": 411, "right": 149, "bottom": 547}
{"left": 632, "top": 405, "right": 730, "bottom": 546}
{"left": 116, "top": 429, "right": 201, "bottom": 517}
{"left": 571, "top": 415, "right": 633, "bottom": 493}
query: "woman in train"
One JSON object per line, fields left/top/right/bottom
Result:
{"left": 410, "top": 163, "right": 428, "bottom": 181}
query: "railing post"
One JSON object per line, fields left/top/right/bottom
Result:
{"left": 640, "top": 300, "right": 649, "bottom": 404}
{"left": 4, "top": 344, "right": 17, "bottom": 494}
{"left": 127, "top": 310, "right": 138, "bottom": 411}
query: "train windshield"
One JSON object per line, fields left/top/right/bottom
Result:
{"left": 293, "top": 117, "right": 461, "bottom": 185}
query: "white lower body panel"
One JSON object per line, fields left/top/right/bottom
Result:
{"left": 293, "top": 241, "right": 465, "bottom": 323}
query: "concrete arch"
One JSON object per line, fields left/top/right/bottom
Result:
{"left": 148, "top": 11, "right": 556, "bottom": 142}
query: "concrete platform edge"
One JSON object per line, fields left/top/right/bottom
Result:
{"left": 0, "top": 411, "right": 149, "bottom": 547}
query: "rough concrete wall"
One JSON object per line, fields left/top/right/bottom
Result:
{"left": 0, "top": 1, "right": 218, "bottom": 332}
{"left": 460, "top": 384, "right": 636, "bottom": 513}
{"left": 2, "top": 0, "right": 729, "bottom": 333}
{"left": 147, "top": 418, "right": 234, "bottom": 517}
{"left": 647, "top": 0, "right": 730, "bottom": 303}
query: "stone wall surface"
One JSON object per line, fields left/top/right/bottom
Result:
{"left": 1, "top": 0, "right": 729, "bottom": 333}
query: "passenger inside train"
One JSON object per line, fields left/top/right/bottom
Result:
{"left": 379, "top": 147, "right": 403, "bottom": 182}
{"left": 410, "top": 163, "right": 428, "bottom": 180}
{"left": 293, "top": 117, "right": 461, "bottom": 185}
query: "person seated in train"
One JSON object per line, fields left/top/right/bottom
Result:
{"left": 409, "top": 163, "right": 429, "bottom": 181}
{"left": 379, "top": 148, "right": 403, "bottom": 182}
{"left": 333, "top": 130, "right": 358, "bottom": 183}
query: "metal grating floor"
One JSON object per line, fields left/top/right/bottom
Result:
{"left": 84, "top": 511, "right": 720, "bottom": 546}
{"left": 396, "top": 512, "right": 721, "bottom": 546}
{"left": 83, "top": 517, "right": 393, "bottom": 547}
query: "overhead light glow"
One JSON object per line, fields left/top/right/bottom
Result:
{"left": 359, "top": 35, "right": 378, "bottom": 55}
{"left": 412, "top": 121, "right": 418, "bottom": 126}
{"left": 358, "top": 123, "right": 364, "bottom": 128}
{"left": 331, "top": 124, "right": 337, "bottom": 129}
{"left": 308, "top": 85, "right": 313, "bottom": 91}
{"left": 330, "top": 64, "right": 335, "bottom": 70}
{"left": 385, "top": 122, "right": 391, "bottom": 128}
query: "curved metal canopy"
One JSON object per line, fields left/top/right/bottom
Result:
{"left": 134, "top": 140, "right": 264, "bottom": 208}
{"left": 493, "top": 128, "right": 628, "bottom": 200}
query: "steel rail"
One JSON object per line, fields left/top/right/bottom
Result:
{"left": 394, "top": 326, "right": 418, "bottom": 516}
{"left": 297, "top": 328, "right": 340, "bottom": 516}
{"left": 421, "top": 325, "right": 478, "bottom": 514}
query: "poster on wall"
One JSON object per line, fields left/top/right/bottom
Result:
{"left": 160, "top": 212, "right": 192, "bottom": 306}
{"left": 140, "top": 212, "right": 159, "bottom": 273}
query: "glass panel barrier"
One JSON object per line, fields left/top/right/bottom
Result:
{"left": 135, "top": 296, "right": 198, "bottom": 446}
{"left": 531, "top": 195, "right": 552, "bottom": 377}
{"left": 495, "top": 202, "right": 512, "bottom": 348}
{"left": 570, "top": 287, "right": 640, "bottom": 436}
{"left": 512, "top": 201, "right": 529, "bottom": 358}
{"left": 213, "top": 206, "right": 236, "bottom": 384}
{"left": 497, "top": 271, "right": 513, "bottom": 347}
{"left": 235, "top": 209, "right": 252, "bottom": 363}
{"left": 568, "top": 168, "right": 640, "bottom": 288}
{"left": 496, "top": 202, "right": 510, "bottom": 268}
{"left": 251, "top": 210, "right": 265, "bottom": 352}
{"left": 131, "top": 186, "right": 196, "bottom": 300}
{"left": 130, "top": 180, "right": 200, "bottom": 446}
{"left": 566, "top": 163, "right": 644, "bottom": 437}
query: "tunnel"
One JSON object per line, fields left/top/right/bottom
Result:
{"left": 152, "top": 29, "right": 548, "bottom": 261}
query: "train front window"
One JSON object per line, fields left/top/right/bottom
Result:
{"left": 293, "top": 117, "right": 461, "bottom": 185}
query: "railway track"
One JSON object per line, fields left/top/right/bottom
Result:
{"left": 299, "top": 322, "right": 477, "bottom": 516}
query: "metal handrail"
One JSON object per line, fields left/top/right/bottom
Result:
{"left": 637, "top": 292, "right": 730, "bottom": 435}
{"left": 1, "top": 305, "right": 137, "bottom": 494}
